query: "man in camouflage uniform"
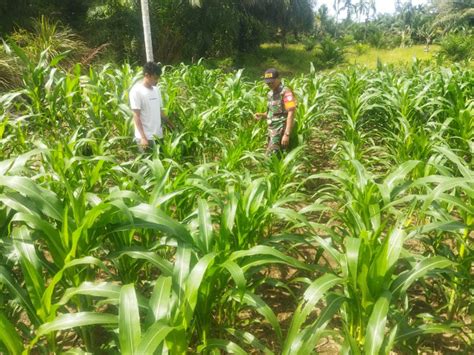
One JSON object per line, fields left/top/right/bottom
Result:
{"left": 255, "top": 68, "right": 297, "bottom": 154}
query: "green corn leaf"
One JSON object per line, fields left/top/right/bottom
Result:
{"left": 0, "top": 176, "right": 63, "bottom": 221}
{"left": 230, "top": 245, "right": 312, "bottom": 272}
{"left": 417, "top": 219, "right": 467, "bottom": 234}
{"left": 149, "top": 276, "right": 172, "bottom": 322}
{"left": 184, "top": 252, "right": 217, "bottom": 324}
{"left": 45, "top": 256, "right": 111, "bottom": 314}
{"left": 13, "top": 227, "right": 46, "bottom": 317}
{"left": 0, "top": 266, "right": 41, "bottom": 326}
{"left": 226, "top": 328, "right": 274, "bottom": 355}
{"left": 115, "top": 203, "right": 192, "bottom": 244}
{"left": 221, "top": 191, "right": 238, "bottom": 237}
{"left": 0, "top": 148, "right": 45, "bottom": 175}
{"left": 364, "top": 291, "right": 392, "bottom": 355}
{"left": 197, "top": 338, "right": 247, "bottom": 354}
{"left": 431, "top": 193, "right": 474, "bottom": 215}
{"left": 232, "top": 291, "right": 282, "bottom": 341}
{"left": 396, "top": 323, "right": 458, "bottom": 341}
{"left": 345, "top": 237, "right": 361, "bottom": 287}
{"left": 370, "top": 225, "right": 405, "bottom": 296}
{"left": 311, "top": 235, "right": 343, "bottom": 265}
{"left": 434, "top": 146, "right": 473, "bottom": 179}
{"left": 136, "top": 322, "right": 175, "bottom": 354}
{"left": 381, "top": 324, "right": 398, "bottom": 354}
{"left": 391, "top": 256, "right": 454, "bottom": 296}
{"left": 11, "top": 212, "right": 66, "bottom": 264}
{"left": 58, "top": 282, "right": 122, "bottom": 306}
{"left": 197, "top": 198, "right": 214, "bottom": 253}
{"left": 284, "top": 274, "right": 342, "bottom": 353}
{"left": 119, "top": 284, "right": 141, "bottom": 354}
{"left": 292, "top": 293, "right": 346, "bottom": 355}
{"left": 0, "top": 192, "right": 42, "bottom": 217}
{"left": 380, "top": 160, "right": 419, "bottom": 202}
{"left": 34, "top": 312, "right": 118, "bottom": 339}
{"left": 0, "top": 311, "right": 23, "bottom": 354}
{"left": 4, "top": 39, "right": 29, "bottom": 65}
{"left": 221, "top": 260, "right": 246, "bottom": 291}
{"left": 173, "top": 243, "right": 192, "bottom": 305}
{"left": 113, "top": 248, "right": 173, "bottom": 276}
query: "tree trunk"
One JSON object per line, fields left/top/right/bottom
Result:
{"left": 140, "top": 0, "right": 154, "bottom": 62}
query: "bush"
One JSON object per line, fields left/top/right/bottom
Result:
{"left": 313, "top": 36, "right": 346, "bottom": 69}
{"left": 0, "top": 17, "right": 89, "bottom": 90}
{"left": 439, "top": 33, "right": 474, "bottom": 62}
{"left": 354, "top": 43, "right": 370, "bottom": 56}
{"left": 302, "top": 35, "right": 317, "bottom": 52}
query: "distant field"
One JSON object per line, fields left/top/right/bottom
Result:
{"left": 209, "top": 43, "right": 442, "bottom": 80}
{"left": 345, "top": 44, "right": 441, "bottom": 67}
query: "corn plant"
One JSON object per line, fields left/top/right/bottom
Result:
{"left": 1, "top": 51, "right": 473, "bottom": 353}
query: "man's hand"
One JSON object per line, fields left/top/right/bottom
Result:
{"left": 281, "top": 133, "right": 290, "bottom": 148}
{"left": 162, "top": 114, "right": 175, "bottom": 131}
{"left": 140, "top": 137, "right": 149, "bottom": 148}
{"left": 254, "top": 112, "right": 266, "bottom": 120}
{"left": 165, "top": 119, "right": 175, "bottom": 131}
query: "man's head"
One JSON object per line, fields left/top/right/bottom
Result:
{"left": 263, "top": 68, "right": 281, "bottom": 90}
{"left": 143, "top": 62, "right": 162, "bottom": 87}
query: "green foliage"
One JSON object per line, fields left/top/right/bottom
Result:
{"left": 0, "top": 54, "right": 472, "bottom": 353}
{"left": 313, "top": 36, "right": 346, "bottom": 70}
{"left": 439, "top": 33, "right": 474, "bottom": 61}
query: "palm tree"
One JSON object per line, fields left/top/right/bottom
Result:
{"left": 432, "top": 0, "right": 474, "bottom": 33}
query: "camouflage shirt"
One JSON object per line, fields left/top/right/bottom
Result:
{"left": 266, "top": 84, "right": 297, "bottom": 153}
{"left": 266, "top": 85, "right": 296, "bottom": 130}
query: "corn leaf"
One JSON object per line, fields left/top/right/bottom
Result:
{"left": 119, "top": 284, "right": 141, "bottom": 354}
{"left": 364, "top": 291, "right": 392, "bottom": 355}
{"left": 283, "top": 274, "right": 341, "bottom": 353}
{"left": 34, "top": 312, "right": 118, "bottom": 339}
{"left": 0, "top": 176, "right": 63, "bottom": 221}
{"left": 149, "top": 276, "right": 172, "bottom": 322}
{"left": 197, "top": 338, "right": 247, "bottom": 354}
{"left": 391, "top": 256, "right": 454, "bottom": 295}
{"left": 197, "top": 198, "right": 214, "bottom": 253}
{"left": 0, "top": 311, "right": 23, "bottom": 354}
{"left": 136, "top": 322, "right": 175, "bottom": 354}
{"left": 113, "top": 248, "right": 173, "bottom": 276}
{"left": 226, "top": 328, "right": 274, "bottom": 354}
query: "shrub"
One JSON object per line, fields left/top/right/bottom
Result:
{"left": 302, "top": 35, "right": 317, "bottom": 52}
{"left": 354, "top": 43, "right": 370, "bottom": 56}
{"left": 313, "top": 36, "right": 346, "bottom": 69}
{"left": 439, "top": 33, "right": 474, "bottom": 61}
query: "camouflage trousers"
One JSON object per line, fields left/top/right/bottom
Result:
{"left": 266, "top": 120, "right": 298, "bottom": 155}
{"left": 266, "top": 125, "right": 286, "bottom": 155}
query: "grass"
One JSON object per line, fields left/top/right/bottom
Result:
{"left": 206, "top": 43, "right": 441, "bottom": 80}
{"left": 345, "top": 44, "right": 441, "bottom": 67}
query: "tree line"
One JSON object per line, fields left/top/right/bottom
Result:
{"left": 0, "top": 0, "right": 472, "bottom": 64}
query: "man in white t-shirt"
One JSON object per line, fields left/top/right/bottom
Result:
{"left": 129, "top": 62, "right": 173, "bottom": 151}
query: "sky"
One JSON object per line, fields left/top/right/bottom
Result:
{"left": 317, "top": 0, "right": 430, "bottom": 16}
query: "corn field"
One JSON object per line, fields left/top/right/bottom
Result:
{"left": 0, "top": 46, "right": 473, "bottom": 354}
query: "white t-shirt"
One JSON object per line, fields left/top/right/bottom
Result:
{"left": 129, "top": 82, "right": 163, "bottom": 140}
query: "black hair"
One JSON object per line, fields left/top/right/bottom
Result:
{"left": 143, "top": 62, "right": 162, "bottom": 77}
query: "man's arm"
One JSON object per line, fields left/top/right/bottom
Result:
{"left": 281, "top": 109, "right": 295, "bottom": 148}
{"left": 133, "top": 109, "right": 149, "bottom": 147}
{"left": 254, "top": 112, "right": 268, "bottom": 120}
{"left": 281, "top": 89, "right": 297, "bottom": 148}
{"left": 161, "top": 109, "right": 175, "bottom": 130}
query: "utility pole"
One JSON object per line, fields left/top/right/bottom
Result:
{"left": 140, "top": 0, "right": 154, "bottom": 62}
